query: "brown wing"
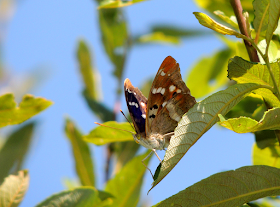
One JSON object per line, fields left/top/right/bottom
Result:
{"left": 145, "top": 56, "right": 196, "bottom": 135}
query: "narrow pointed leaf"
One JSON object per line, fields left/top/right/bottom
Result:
{"left": 219, "top": 107, "right": 280, "bottom": 133}
{"left": 65, "top": 118, "right": 95, "bottom": 186}
{"left": 0, "top": 122, "right": 35, "bottom": 183}
{"left": 77, "top": 40, "right": 98, "bottom": 100}
{"left": 193, "top": 12, "right": 247, "bottom": 39}
{"left": 265, "top": 0, "right": 280, "bottom": 47}
{"left": 214, "top": 10, "right": 239, "bottom": 30}
{"left": 186, "top": 48, "right": 233, "bottom": 98}
{"left": 83, "top": 90, "right": 114, "bottom": 122}
{"left": 136, "top": 32, "right": 181, "bottom": 45}
{"left": 152, "top": 83, "right": 268, "bottom": 189}
{"left": 84, "top": 121, "right": 133, "bottom": 145}
{"left": 253, "top": 139, "right": 280, "bottom": 167}
{"left": 0, "top": 170, "right": 29, "bottom": 207}
{"left": 36, "top": 187, "right": 101, "bottom": 207}
{"left": 0, "top": 94, "right": 52, "bottom": 128}
{"left": 154, "top": 166, "right": 280, "bottom": 207}
{"left": 98, "top": 0, "right": 147, "bottom": 9}
{"left": 228, "top": 56, "right": 280, "bottom": 107}
{"left": 105, "top": 150, "right": 151, "bottom": 207}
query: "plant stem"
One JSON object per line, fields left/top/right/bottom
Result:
{"left": 230, "top": 0, "right": 259, "bottom": 62}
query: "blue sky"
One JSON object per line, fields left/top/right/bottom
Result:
{"left": 2, "top": 0, "right": 255, "bottom": 206}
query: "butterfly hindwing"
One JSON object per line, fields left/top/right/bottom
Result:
{"left": 146, "top": 56, "right": 196, "bottom": 135}
{"left": 124, "top": 78, "right": 147, "bottom": 135}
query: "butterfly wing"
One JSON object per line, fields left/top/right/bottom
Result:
{"left": 146, "top": 56, "right": 196, "bottom": 135}
{"left": 124, "top": 78, "right": 147, "bottom": 135}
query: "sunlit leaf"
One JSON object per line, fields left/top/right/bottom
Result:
{"left": 219, "top": 107, "right": 280, "bottom": 133}
{"left": 265, "top": 0, "right": 280, "bottom": 48}
{"left": 193, "top": 12, "right": 247, "bottom": 39}
{"left": 65, "top": 118, "right": 95, "bottom": 187}
{"left": 77, "top": 39, "right": 99, "bottom": 100}
{"left": 0, "top": 122, "right": 35, "bottom": 183}
{"left": 136, "top": 32, "right": 181, "bottom": 45}
{"left": 83, "top": 90, "right": 114, "bottom": 122}
{"left": 151, "top": 83, "right": 268, "bottom": 190}
{"left": 98, "top": 0, "right": 146, "bottom": 9}
{"left": 186, "top": 48, "right": 233, "bottom": 98}
{"left": 84, "top": 121, "right": 133, "bottom": 145}
{"left": 257, "top": 39, "right": 279, "bottom": 63}
{"left": 253, "top": 138, "right": 280, "bottom": 167}
{"left": 214, "top": 10, "right": 239, "bottom": 30}
{"left": 154, "top": 166, "right": 280, "bottom": 206}
{"left": 105, "top": 150, "right": 151, "bottom": 207}
{"left": 253, "top": 0, "right": 270, "bottom": 40}
{"left": 228, "top": 56, "right": 280, "bottom": 107}
{"left": 36, "top": 187, "right": 102, "bottom": 207}
{"left": 0, "top": 93, "right": 52, "bottom": 128}
{"left": 0, "top": 170, "right": 29, "bottom": 207}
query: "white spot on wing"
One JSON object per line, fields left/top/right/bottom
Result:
{"left": 166, "top": 102, "right": 181, "bottom": 122}
{"left": 140, "top": 102, "right": 145, "bottom": 107}
{"left": 156, "top": 87, "right": 162, "bottom": 93}
{"left": 152, "top": 88, "right": 157, "bottom": 94}
{"left": 176, "top": 89, "right": 182, "bottom": 93}
{"left": 162, "top": 101, "right": 167, "bottom": 107}
{"left": 161, "top": 71, "right": 166, "bottom": 76}
{"left": 135, "top": 103, "right": 139, "bottom": 108}
{"left": 141, "top": 114, "right": 146, "bottom": 119}
{"left": 169, "top": 85, "right": 176, "bottom": 92}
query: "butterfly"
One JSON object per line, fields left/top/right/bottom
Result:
{"left": 124, "top": 56, "right": 196, "bottom": 168}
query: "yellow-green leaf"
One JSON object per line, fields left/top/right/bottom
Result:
{"left": 136, "top": 32, "right": 181, "bottom": 45}
{"left": 266, "top": 0, "right": 280, "bottom": 48}
{"left": 0, "top": 122, "right": 35, "bottom": 183}
{"left": 0, "top": 170, "right": 29, "bottom": 207}
{"left": 105, "top": 150, "right": 151, "bottom": 207}
{"left": 186, "top": 48, "right": 232, "bottom": 98}
{"left": 84, "top": 121, "right": 134, "bottom": 145}
{"left": 154, "top": 166, "right": 280, "bottom": 206}
{"left": 228, "top": 56, "right": 280, "bottom": 107}
{"left": 219, "top": 107, "right": 280, "bottom": 133}
{"left": 214, "top": 10, "right": 239, "bottom": 30}
{"left": 0, "top": 93, "right": 52, "bottom": 128}
{"left": 151, "top": 83, "right": 268, "bottom": 190}
{"left": 253, "top": 139, "right": 280, "bottom": 167}
{"left": 65, "top": 118, "right": 95, "bottom": 187}
{"left": 98, "top": 0, "right": 146, "bottom": 9}
{"left": 193, "top": 12, "right": 247, "bottom": 39}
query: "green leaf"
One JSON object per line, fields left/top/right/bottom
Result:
{"left": 228, "top": 56, "right": 280, "bottom": 107}
{"left": 0, "top": 122, "right": 35, "bottom": 183}
{"left": 36, "top": 187, "right": 103, "bottom": 207}
{"left": 65, "top": 118, "right": 95, "bottom": 187}
{"left": 0, "top": 94, "right": 52, "bottom": 128}
{"left": 98, "top": 8, "right": 128, "bottom": 81}
{"left": 213, "top": 10, "right": 239, "bottom": 30}
{"left": 186, "top": 48, "right": 233, "bottom": 98}
{"left": 98, "top": 0, "right": 147, "bottom": 9}
{"left": 265, "top": 0, "right": 280, "bottom": 48}
{"left": 77, "top": 39, "right": 99, "bottom": 100}
{"left": 151, "top": 26, "right": 208, "bottom": 37}
{"left": 151, "top": 83, "right": 268, "bottom": 190}
{"left": 219, "top": 107, "right": 280, "bottom": 133}
{"left": 84, "top": 121, "right": 133, "bottom": 145}
{"left": 105, "top": 150, "right": 151, "bottom": 207}
{"left": 253, "top": 139, "right": 280, "bottom": 167}
{"left": 136, "top": 32, "right": 181, "bottom": 45}
{"left": 253, "top": 0, "right": 270, "bottom": 38}
{"left": 154, "top": 166, "right": 280, "bottom": 207}
{"left": 257, "top": 39, "right": 279, "bottom": 63}
{"left": 193, "top": 12, "right": 247, "bottom": 39}
{"left": 0, "top": 170, "right": 29, "bottom": 207}
{"left": 255, "top": 130, "right": 277, "bottom": 148}
{"left": 83, "top": 90, "right": 114, "bottom": 122}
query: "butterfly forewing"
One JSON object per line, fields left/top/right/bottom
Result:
{"left": 146, "top": 56, "right": 196, "bottom": 135}
{"left": 124, "top": 78, "right": 147, "bottom": 135}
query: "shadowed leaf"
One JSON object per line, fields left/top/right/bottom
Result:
{"left": 151, "top": 83, "right": 269, "bottom": 190}
{"left": 0, "top": 93, "right": 52, "bottom": 128}
{"left": 154, "top": 166, "right": 280, "bottom": 207}
{"left": 105, "top": 150, "right": 151, "bottom": 207}
{"left": 65, "top": 118, "right": 95, "bottom": 187}
{"left": 98, "top": 0, "right": 147, "bottom": 9}
{"left": 84, "top": 121, "right": 133, "bottom": 145}
{"left": 0, "top": 170, "right": 29, "bottom": 207}
{"left": 0, "top": 122, "right": 35, "bottom": 183}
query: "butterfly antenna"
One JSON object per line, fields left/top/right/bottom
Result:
{"left": 94, "top": 122, "right": 135, "bottom": 134}
{"left": 120, "top": 109, "right": 136, "bottom": 132}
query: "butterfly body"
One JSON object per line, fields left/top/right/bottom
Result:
{"left": 124, "top": 56, "right": 196, "bottom": 159}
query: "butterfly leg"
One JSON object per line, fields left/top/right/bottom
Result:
{"left": 152, "top": 148, "right": 162, "bottom": 163}
{"left": 142, "top": 150, "right": 154, "bottom": 177}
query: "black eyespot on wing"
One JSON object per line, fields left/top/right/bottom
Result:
{"left": 149, "top": 114, "right": 156, "bottom": 119}
{"left": 173, "top": 92, "right": 177, "bottom": 97}
{"left": 153, "top": 104, "right": 158, "bottom": 109}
